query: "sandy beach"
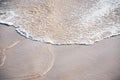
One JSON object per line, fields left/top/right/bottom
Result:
{"left": 0, "top": 0, "right": 120, "bottom": 80}
{"left": 0, "top": 25, "right": 54, "bottom": 80}
{"left": 0, "top": 24, "right": 120, "bottom": 80}
{"left": 43, "top": 35, "right": 120, "bottom": 80}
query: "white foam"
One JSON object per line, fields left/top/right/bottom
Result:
{"left": 0, "top": 0, "right": 120, "bottom": 45}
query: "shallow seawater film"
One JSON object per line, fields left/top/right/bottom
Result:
{"left": 0, "top": 0, "right": 120, "bottom": 79}
{"left": 0, "top": 0, "right": 120, "bottom": 45}
{"left": 0, "top": 25, "right": 54, "bottom": 80}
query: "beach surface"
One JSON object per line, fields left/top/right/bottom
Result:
{"left": 0, "top": 25, "right": 54, "bottom": 80}
{"left": 42, "top": 34, "right": 120, "bottom": 80}
{"left": 0, "top": 24, "right": 120, "bottom": 80}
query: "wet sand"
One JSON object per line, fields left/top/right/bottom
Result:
{"left": 0, "top": 24, "right": 120, "bottom": 80}
{"left": 43, "top": 35, "right": 120, "bottom": 80}
{"left": 0, "top": 24, "right": 54, "bottom": 80}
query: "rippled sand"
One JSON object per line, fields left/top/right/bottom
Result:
{"left": 0, "top": 0, "right": 120, "bottom": 45}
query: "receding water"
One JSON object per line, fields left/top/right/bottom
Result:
{"left": 0, "top": 0, "right": 120, "bottom": 45}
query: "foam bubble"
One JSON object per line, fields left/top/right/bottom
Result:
{"left": 0, "top": 0, "right": 120, "bottom": 45}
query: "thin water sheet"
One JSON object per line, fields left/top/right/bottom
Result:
{"left": 0, "top": 0, "right": 120, "bottom": 45}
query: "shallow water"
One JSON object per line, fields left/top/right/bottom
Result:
{"left": 0, "top": 26, "right": 55, "bottom": 79}
{"left": 0, "top": 0, "right": 120, "bottom": 45}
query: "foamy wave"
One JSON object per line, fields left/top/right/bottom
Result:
{"left": 0, "top": 0, "right": 120, "bottom": 45}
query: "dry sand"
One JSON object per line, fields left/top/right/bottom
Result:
{"left": 0, "top": 24, "right": 120, "bottom": 80}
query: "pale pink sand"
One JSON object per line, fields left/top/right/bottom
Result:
{"left": 0, "top": 24, "right": 54, "bottom": 80}
{"left": 42, "top": 35, "right": 120, "bottom": 80}
{"left": 0, "top": 24, "right": 120, "bottom": 80}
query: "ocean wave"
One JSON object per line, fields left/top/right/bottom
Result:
{"left": 0, "top": 0, "right": 120, "bottom": 45}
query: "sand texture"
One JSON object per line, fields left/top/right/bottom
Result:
{"left": 0, "top": 25, "right": 120, "bottom": 80}
{"left": 0, "top": 25, "right": 54, "bottom": 80}
{"left": 0, "top": 0, "right": 120, "bottom": 80}
{"left": 42, "top": 35, "right": 120, "bottom": 80}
